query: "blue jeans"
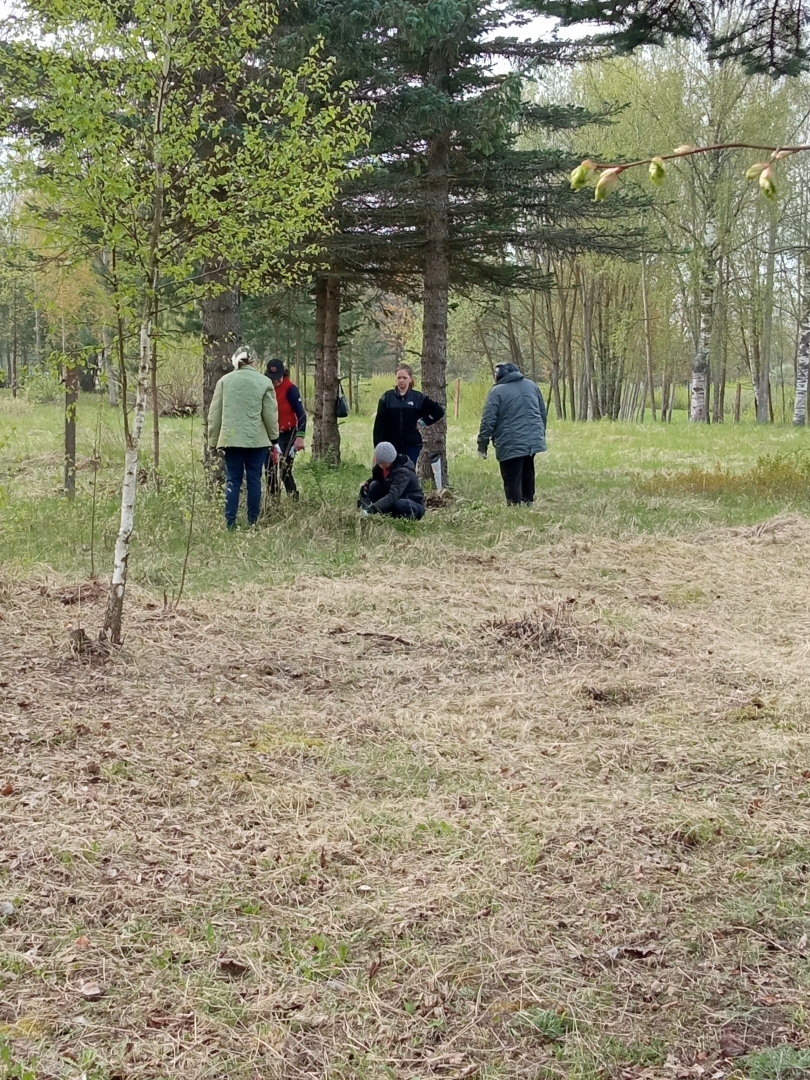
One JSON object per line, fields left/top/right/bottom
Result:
{"left": 405, "top": 444, "right": 421, "bottom": 465}
{"left": 224, "top": 447, "right": 267, "bottom": 527}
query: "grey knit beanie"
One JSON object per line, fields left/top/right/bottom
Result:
{"left": 374, "top": 442, "right": 397, "bottom": 465}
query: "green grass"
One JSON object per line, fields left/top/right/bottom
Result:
{"left": 3, "top": 385, "right": 810, "bottom": 597}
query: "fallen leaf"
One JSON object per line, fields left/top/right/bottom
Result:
{"left": 0, "top": 901, "right": 15, "bottom": 917}
{"left": 79, "top": 981, "right": 103, "bottom": 1000}
{"left": 798, "top": 933, "right": 807, "bottom": 951}
{"left": 75, "top": 935, "right": 91, "bottom": 950}
{"left": 719, "top": 1032, "right": 747, "bottom": 1059}
{"left": 1, "top": 782, "right": 13, "bottom": 797}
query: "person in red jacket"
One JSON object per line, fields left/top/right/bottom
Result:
{"left": 265, "top": 359, "right": 307, "bottom": 500}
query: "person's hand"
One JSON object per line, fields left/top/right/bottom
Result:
{"left": 271, "top": 443, "right": 281, "bottom": 466}
{"left": 294, "top": 437, "right": 305, "bottom": 452}
{"left": 417, "top": 418, "right": 426, "bottom": 430}
{"left": 478, "top": 449, "right": 487, "bottom": 461}
{"left": 359, "top": 507, "right": 370, "bottom": 517}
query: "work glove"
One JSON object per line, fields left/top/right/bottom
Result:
{"left": 417, "top": 418, "right": 426, "bottom": 430}
{"left": 271, "top": 443, "right": 281, "bottom": 466}
{"left": 359, "top": 507, "right": 370, "bottom": 517}
{"left": 358, "top": 493, "right": 373, "bottom": 512}
{"left": 478, "top": 449, "right": 487, "bottom": 461}
{"left": 294, "top": 437, "right": 305, "bottom": 452}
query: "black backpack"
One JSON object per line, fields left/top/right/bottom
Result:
{"left": 335, "top": 379, "right": 349, "bottom": 419}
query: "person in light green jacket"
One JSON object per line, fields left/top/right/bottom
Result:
{"left": 208, "top": 346, "right": 280, "bottom": 528}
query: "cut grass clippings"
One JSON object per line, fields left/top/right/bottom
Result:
{"left": 2, "top": 514, "right": 810, "bottom": 1079}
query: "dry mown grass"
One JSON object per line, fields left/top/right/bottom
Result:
{"left": 2, "top": 518, "right": 810, "bottom": 1080}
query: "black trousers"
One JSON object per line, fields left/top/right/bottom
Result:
{"left": 499, "top": 455, "right": 535, "bottom": 505}
{"left": 267, "top": 429, "right": 298, "bottom": 496}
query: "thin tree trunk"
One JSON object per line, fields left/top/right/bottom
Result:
{"left": 64, "top": 358, "right": 78, "bottom": 498}
{"left": 419, "top": 132, "right": 450, "bottom": 485}
{"left": 312, "top": 276, "right": 327, "bottom": 444}
{"left": 201, "top": 261, "right": 240, "bottom": 471}
{"left": 11, "top": 283, "right": 18, "bottom": 399}
{"left": 793, "top": 261, "right": 810, "bottom": 426}
{"left": 757, "top": 208, "right": 778, "bottom": 423}
{"left": 640, "top": 257, "right": 656, "bottom": 421}
{"left": 734, "top": 382, "right": 742, "bottom": 422}
{"left": 474, "top": 320, "right": 496, "bottom": 379}
{"left": 151, "top": 298, "right": 160, "bottom": 482}
{"left": 543, "top": 290, "right": 563, "bottom": 420}
{"left": 581, "top": 280, "right": 596, "bottom": 421}
{"left": 102, "top": 325, "right": 118, "bottom": 406}
{"left": 690, "top": 239, "right": 715, "bottom": 423}
{"left": 503, "top": 297, "right": 522, "bottom": 367}
{"left": 103, "top": 30, "right": 168, "bottom": 645}
{"left": 313, "top": 273, "right": 341, "bottom": 462}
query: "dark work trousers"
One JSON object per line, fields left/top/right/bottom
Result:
{"left": 267, "top": 430, "right": 298, "bottom": 498}
{"left": 404, "top": 444, "right": 421, "bottom": 466}
{"left": 224, "top": 447, "right": 267, "bottom": 527}
{"left": 498, "top": 454, "right": 535, "bottom": 505}
{"left": 367, "top": 479, "right": 425, "bottom": 520}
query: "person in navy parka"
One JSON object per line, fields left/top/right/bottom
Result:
{"left": 477, "top": 363, "right": 548, "bottom": 507}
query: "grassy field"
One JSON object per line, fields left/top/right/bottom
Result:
{"left": 2, "top": 388, "right": 810, "bottom": 1080}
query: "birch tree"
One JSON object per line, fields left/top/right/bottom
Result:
{"left": 1, "top": 0, "right": 368, "bottom": 643}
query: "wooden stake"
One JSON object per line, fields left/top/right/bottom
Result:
{"left": 453, "top": 377, "right": 460, "bottom": 419}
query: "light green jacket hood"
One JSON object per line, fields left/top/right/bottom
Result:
{"left": 207, "top": 366, "right": 279, "bottom": 449}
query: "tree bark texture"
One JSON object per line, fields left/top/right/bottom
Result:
{"left": 690, "top": 246, "right": 716, "bottom": 423}
{"left": 103, "top": 315, "right": 152, "bottom": 644}
{"left": 312, "top": 275, "right": 327, "bottom": 444}
{"left": 793, "top": 262, "right": 810, "bottom": 426}
{"left": 419, "top": 133, "right": 450, "bottom": 487}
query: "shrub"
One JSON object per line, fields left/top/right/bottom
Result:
{"left": 24, "top": 368, "right": 63, "bottom": 404}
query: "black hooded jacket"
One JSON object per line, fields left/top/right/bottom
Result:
{"left": 362, "top": 455, "right": 425, "bottom": 513}
{"left": 372, "top": 388, "right": 444, "bottom": 453}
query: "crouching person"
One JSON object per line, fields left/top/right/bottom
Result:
{"left": 359, "top": 442, "right": 425, "bottom": 520}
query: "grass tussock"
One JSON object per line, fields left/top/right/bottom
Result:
{"left": 645, "top": 449, "right": 810, "bottom": 497}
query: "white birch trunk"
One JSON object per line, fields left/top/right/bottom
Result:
{"left": 793, "top": 262, "right": 810, "bottom": 426}
{"left": 101, "top": 23, "right": 169, "bottom": 644}
{"left": 690, "top": 230, "right": 716, "bottom": 423}
{"left": 102, "top": 319, "right": 152, "bottom": 642}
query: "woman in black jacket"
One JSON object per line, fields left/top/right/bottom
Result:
{"left": 372, "top": 365, "right": 445, "bottom": 464}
